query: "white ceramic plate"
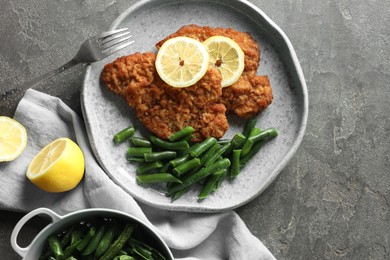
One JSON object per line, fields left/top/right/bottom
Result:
{"left": 81, "top": 0, "right": 308, "bottom": 212}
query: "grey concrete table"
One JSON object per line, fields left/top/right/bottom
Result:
{"left": 1, "top": 0, "right": 389, "bottom": 259}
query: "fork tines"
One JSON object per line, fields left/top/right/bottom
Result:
{"left": 99, "top": 28, "right": 134, "bottom": 54}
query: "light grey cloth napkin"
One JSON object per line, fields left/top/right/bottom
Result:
{"left": 0, "top": 89, "right": 275, "bottom": 260}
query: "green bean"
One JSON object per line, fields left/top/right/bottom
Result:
{"left": 60, "top": 225, "right": 74, "bottom": 247}
{"left": 137, "top": 173, "right": 182, "bottom": 184}
{"left": 242, "top": 119, "right": 257, "bottom": 137}
{"left": 198, "top": 169, "right": 226, "bottom": 200}
{"left": 76, "top": 226, "right": 96, "bottom": 251}
{"left": 113, "top": 126, "right": 136, "bottom": 144}
{"left": 64, "top": 256, "right": 78, "bottom": 260}
{"left": 240, "top": 140, "right": 265, "bottom": 167}
{"left": 230, "top": 150, "right": 242, "bottom": 177}
{"left": 174, "top": 158, "right": 201, "bottom": 176}
{"left": 150, "top": 136, "right": 189, "bottom": 151}
{"left": 168, "top": 126, "right": 195, "bottom": 142}
{"left": 189, "top": 137, "right": 217, "bottom": 157}
{"left": 167, "top": 158, "right": 231, "bottom": 195}
{"left": 82, "top": 225, "right": 106, "bottom": 255}
{"left": 182, "top": 134, "right": 194, "bottom": 142}
{"left": 130, "top": 137, "right": 151, "bottom": 147}
{"left": 48, "top": 235, "right": 64, "bottom": 258}
{"left": 127, "top": 157, "right": 145, "bottom": 163}
{"left": 144, "top": 151, "right": 176, "bottom": 162}
{"left": 240, "top": 139, "right": 254, "bottom": 158}
{"left": 216, "top": 139, "right": 230, "bottom": 145}
{"left": 248, "top": 127, "right": 279, "bottom": 143}
{"left": 240, "top": 127, "right": 262, "bottom": 157}
{"left": 127, "top": 147, "right": 152, "bottom": 157}
{"left": 223, "top": 133, "right": 246, "bottom": 156}
{"left": 213, "top": 168, "right": 228, "bottom": 191}
{"left": 169, "top": 154, "right": 190, "bottom": 167}
{"left": 170, "top": 187, "right": 189, "bottom": 201}
{"left": 159, "top": 161, "right": 171, "bottom": 173}
{"left": 63, "top": 230, "right": 83, "bottom": 258}
{"left": 131, "top": 244, "right": 152, "bottom": 259}
{"left": 136, "top": 161, "right": 163, "bottom": 175}
{"left": 99, "top": 224, "right": 134, "bottom": 260}
{"left": 114, "top": 255, "right": 134, "bottom": 260}
{"left": 204, "top": 143, "right": 231, "bottom": 167}
{"left": 199, "top": 143, "right": 220, "bottom": 164}
{"left": 95, "top": 221, "right": 118, "bottom": 258}
{"left": 128, "top": 238, "right": 166, "bottom": 260}
{"left": 63, "top": 240, "right": 81, "bottom": 258}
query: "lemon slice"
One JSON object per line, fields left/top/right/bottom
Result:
{"left": 155, "top": 36, "right": 209, "bottom": 88}
{"left": 26, "top": 138, "right": 85, "bottom": 192}
{"left": 203, "top": 36, "right": 245, "bottom": 87}
{"left": 0, "top": 116, "right": 27, "bottom": 162}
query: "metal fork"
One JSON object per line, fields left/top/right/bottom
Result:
{"left": 1, "top": 28, "right": 134, "bottom": 106}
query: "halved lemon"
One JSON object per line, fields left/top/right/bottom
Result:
{"left": 203, "top": 36, "right": 245, "bottom": 87}
{"left": 0, "top": 116, "right": 27, "bottom": 162}
{"left": 155, "top": 36, "right": 209, "bottom": 88}
{"left": 26, "top": 138, "right": 85, "bottom": 193}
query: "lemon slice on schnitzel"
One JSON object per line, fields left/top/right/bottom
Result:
{"left": 203, "top": 36, "right": 245, "bottom": 87}
{"left": 0, "top": 116, "right": 27, "bottom": 162}
{"left": 26, "top": 138, "right": 84, "bottom": 192}
{"left": 156, "top": 36, "right": 209, "bottom": 88}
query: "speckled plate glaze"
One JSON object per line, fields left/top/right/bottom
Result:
{"left": 81, "top": 0, "right": 308, "bottom": 212}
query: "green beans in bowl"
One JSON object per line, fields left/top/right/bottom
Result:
{"left": 11, "top": 208, "right": 173, "bottom": 260}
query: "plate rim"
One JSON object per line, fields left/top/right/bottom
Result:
{"left": 81, "top": 0, "right": 308, "bottom": 212}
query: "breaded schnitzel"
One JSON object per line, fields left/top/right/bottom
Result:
{"left": 101, "top": 52, "right": 229, "bottom": 141}
{"left": 101, "top": 25, "right": 273, "bottom": 141}
{"left": 156, "top": 25, "right": 273, "bottom": 118}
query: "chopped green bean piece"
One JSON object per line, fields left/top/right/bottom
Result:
{"left": 130, "top": 137, "right": 151, "bottom": 147}
{"left": 204, "top": 143, "right": 231, "bottom": 167}
{"left": 127, "top": 157, "right": 145, "bottom": 163}
{"left": 48, "top": 235, "right": 64, "bottom": 258}
{"left": 248, "top": 127, "right": 279, "bottom": 143}
{"left": 198, "top": 169, "right": 226, "bottom": 200}
{"left": 127, "top": 147, "right": 152, "bottom": 158}
{"left": 230, "top": 150, "right": 242, "bottom": 177}
{"left": 76, "top": 226, "right": 96, "bottom": 251}
{"left": 189, "top": 137, "right": 217, "bottom": 157}
{"left": 223, "top": 133, "right": 246, "bottom": 156}
{"left": 242, "top": 119, "right": 257, "bottom": 137}
{"left": 240, "top": 140, "right": 265, "bottom": 167}
{"left": 113, "top": 126, "right": 136, "bottom": 144}
{"left": 137, "top": 173, "right": 182, "bottom": 184}
{"left": 144, "top": 151, "right": 177, "bottom": 162}
{"left": 169, "top": 154, "right": 190, "bottom": 167}
{"left": 82, "top": 225, "right": 106, "bottom": 256}
{"left": 136, "top": 161, "right": 163, "bottom": 174}
{"left": 240, "top": 127, "right": 261, "bottom": 157}
{"left": 168, "top": 126, "right": 195, "bottom": 142}
{"left": 174, "top": 158, "right": 201, "bottom": 176}
{"left": 99, "top": 224, "right": 134, "bottom": 260}
{"left": 150, "top": 136, "right": 189, "bottom": 151}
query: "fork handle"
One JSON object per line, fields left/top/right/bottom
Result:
{"left": 1, "top": 59, "right": 79, "bottom": 106}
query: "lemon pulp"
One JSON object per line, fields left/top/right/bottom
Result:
{"left": 0, "top": 116, "right": 27, "bottom": 162}
{"left": 26, "top": 138, "right": 85, "bottom": 192}
{"left": 156, "top": 36, "right": 209, "bottom": 88}
{"left": 203, "top": 36, "right": 245, "bottom": 87}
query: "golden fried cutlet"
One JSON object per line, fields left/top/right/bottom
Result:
{"left": 156, "top": 24, "right": 273, "bottom": 118}
{"left": 101, "top": 52, "right": 229, "bottom": 141}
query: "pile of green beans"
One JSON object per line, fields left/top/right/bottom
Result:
{"left": 114, "top": 122, "right": 278, "bottom": 201}
{"left": 39, "top": 217, "right": 167, "bottom": 260}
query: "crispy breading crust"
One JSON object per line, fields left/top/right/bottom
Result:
{"left": 156, "top": 24, "right": 273, "bottom": 118}
{"left": 101, "top": 25, "right": 273, "bottom": 141}
{"left": 101, "top": 52, "right": 229, "bottom": 141}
